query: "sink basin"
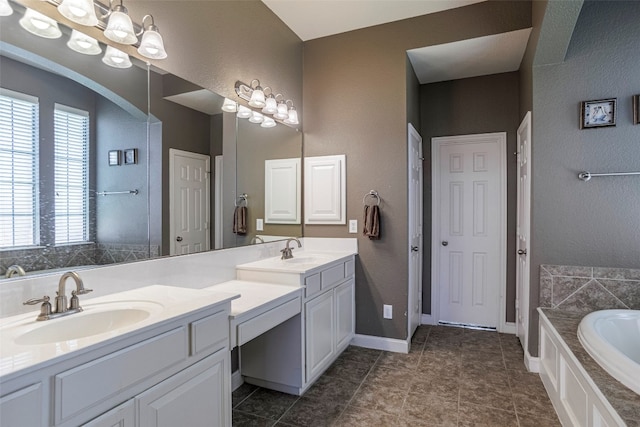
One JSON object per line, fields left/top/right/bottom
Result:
{"left": 12, "top": 301, "right": 163, "bottom": 346}
{"left": 283, "top": 256, "right": 332, "bottom": 265}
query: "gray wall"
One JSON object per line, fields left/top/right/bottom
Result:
{"left": 303, "top": 1, "right": 531, "bottom": 340}
{"left": 420, "top": 72, "right": 521, "bottom": 322}
{"left": 528, "top": 0, "right": 640, "bottom": 355}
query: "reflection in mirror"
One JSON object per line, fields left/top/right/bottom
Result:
{"left": 0, "top": 1, "right": 303, "bottom": 281}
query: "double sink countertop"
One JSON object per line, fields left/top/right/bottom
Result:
{"left": 0, "top": 251, "right": 355, "bottom": 379}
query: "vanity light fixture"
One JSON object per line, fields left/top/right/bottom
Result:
{"left": 57, "top": 0, "right": 98, "bottom": 26}
{"left": 0, "top": 0, "right": 13, "bottom": 17}
{"left": 221, "top": 98, "right": 238, "bottom": 113}
{"left": 67, "top": 29, "right": 102, "bottom": 55}
{"left": 234, "top": 79, "right": 298, "bottom": 127}
{"left": 137, "top": 14, "right": 167, "bottom": 59}
{"left": 103, "top": 0, "right": 137, "bottom": 45}
{"left": 262, "top": 93, "right": 278, "bottom": 115}
{"left": 248, "top": 80, "right": 266, "bottom": 108}
{"left": 248, "top": 111, "right": 264, "bottom": 124}
{"left": 261, "top": 117, "right": 276, "bottom": 128}
{"left": 19, "top": 8, "right": 62, "bottom": 39}
{"left": 273, "top": 100, "right": 289, "bottom": 120}
{"left": 283, "top": 102, "right": 299, "bottom": 125}
{"left": 236, "top": 105, "right": 252, "bottom": 119}
{"left": 101, "top": 45, "right": 132, "bottom": 68}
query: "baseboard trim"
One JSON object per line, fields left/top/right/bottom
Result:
{"left": 525, "top": 349, "right": 540, "bottom": 373}
{"left": 501, "top": 321, "right": 516, "bottom": 334}
{"left": 231, "top": 370, "right": 244, "bottom": 391}
{"left": 351, "top": 334, "right": 409, "bottom": 354}
{"left": 420, "top": 314, "right": 435, "bottom": 325}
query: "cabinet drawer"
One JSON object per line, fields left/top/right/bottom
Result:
{"left": 305, "top": 273, "right": 321, "bottom": 298}
{"left": 237, "top": 297, "right": 301, "bottom": 346}
{"left": 55, "top": 327, "right": 188, "bottom": 424}
{"left": 321, "top": 264, "right": 345, "bottom": 290}
{"left": 190, "top": 309, "right": 228, "bottom": 356}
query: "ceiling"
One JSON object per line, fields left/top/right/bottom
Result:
{"left": 261, "top": 0, "right": 532, "bottom": 84}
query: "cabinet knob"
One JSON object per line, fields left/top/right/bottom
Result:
{"left": 176, "top": 236, "right": 183, "bottom": 242}
{"left": 411, "top": 246, "right": 419, "bottom": 252}
{"left": 441, "top": 241, "right": 448, "bottom": 247}
{"left": 518, "top": 249, "right": 527, "bottom": 255}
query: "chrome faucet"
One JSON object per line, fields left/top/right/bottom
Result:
{"left": 251, "top": 235, "right": 265, "bottom": 245}
{"left": 23, "top": 271, "right": 93, "bottom": 321}
{"left": 281, "top": 238, "right": 302, "bottom": 260}
{"left": 5, "top": 265, "right": 26, "bottom": 278}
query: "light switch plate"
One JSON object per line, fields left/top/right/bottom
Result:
{"left": 349, "top": 219, "right": 358, "bottom": 233}
{"left": 383, "top": 304, "right": 392, "bottom": 319}
{"left": 256, "top": 218, "right": 264, "bottom": 231}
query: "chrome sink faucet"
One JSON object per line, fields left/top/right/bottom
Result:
{"left": 5, "top": 264, "right": 26, "bottom": 278}
{"left": 281, "top": 238, "right": 302, "bottom": 260}
{"left": 23, "top": 271, "right": 93, "bottom": 321}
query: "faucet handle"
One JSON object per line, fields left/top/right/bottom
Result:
{"left": 76, "top": 288, "right": 93, "bottom": 295}
{"left": 24, "top": 296, "right": 50, "bottom": 305}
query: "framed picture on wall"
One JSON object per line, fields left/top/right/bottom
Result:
{"left": 580, "top": 98, "right": 617, "bottom": 129}
{"left": 124, "top": 148, "right": 138, "bottom": 165}
{"left": 633, "top": 95, "right": 639, "bottom": 125}
{"left": 108, "top": 150, "right": 121, "bottom": 166}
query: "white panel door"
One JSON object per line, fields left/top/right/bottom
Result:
{"left": 516, "top": 112, "right": 532, "bottom": 350}
{"left": 304, "top": 155, "right": 346, "bottom": 224}
{"left": 407, "top": 124, "right": 423, "bottom": 338}
{"left": 434, "top": 133, "right": 505, "bottom": 328}
{"left": 169, "top": 149, "right": 210, "bottom": 256}
{"left": 265, "top": 158, "right": 301, "bottom": 224}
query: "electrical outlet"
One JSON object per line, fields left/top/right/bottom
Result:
{"left": 256, "top": 219, "right": 264, "bottom": 231}
{"left": 349, "top": 219, "right": 358, "bottom": 233}
{"left": 383, "top": 304, "right": 393, "bottom": 319}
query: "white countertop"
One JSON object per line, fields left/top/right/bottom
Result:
{"left": 235, "top": 251, "right": 354, "bottom": 274}
{"left": 204, "top": 280, "right": 302, "bottom": 323}
{"left": 0, "top": 285, "right": 239, "bottom": 378}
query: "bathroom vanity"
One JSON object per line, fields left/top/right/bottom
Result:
{"left": 0, "top": 286, "right": 237, "bottom": 427}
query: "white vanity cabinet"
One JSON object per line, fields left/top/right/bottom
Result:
{"left": 238, "top": 255, "right": 355, "bottom": 395}
{"left": 0, "top": 298, "right": 233, "bottom": 427}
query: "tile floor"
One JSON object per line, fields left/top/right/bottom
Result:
{"left": 232, "top": 325, "right": 560, "bottom": 426}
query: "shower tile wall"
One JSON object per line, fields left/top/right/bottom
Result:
{"left": 539, "top": 264, "right": 640, "bottom": 313}
{"left": 1, "top": 243, "right": 160, "bottom": 275}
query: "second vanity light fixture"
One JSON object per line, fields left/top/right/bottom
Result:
{"left": 14, "top": 0, "right": 167, "bottom": 69}
{"left": 225, "top": 79, "right": 299, "bottom": 128}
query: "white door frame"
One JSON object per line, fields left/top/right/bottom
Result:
{"left": 516, "top": 112, "right": 532, "bottom": 353}
{"left": 169, "top": 148, "right": 211, "bottom": 255}
{"left": 430, "top": 132, "right": 508, "bottom": 332}
{"left": 214, "top": 155, "right": 223, "bottom": 249}
{"left": 407, "top": 123, "right": 423, "bottom": 339}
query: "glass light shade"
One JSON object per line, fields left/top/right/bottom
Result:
{"left": 57, "top": 0, "right": 98, "bottom": 26}
{"left": 102, "top": 46, "right": 132, "bottom": 68}
{"left": 67, "top": 30, "right": 102, "bottom": 55}
{"left": 221, "top": 98, "right": 237, "bottom": 113}
{"left": 248, "top": 112, "right": 264, "bottom": 124}
{"left": 104, "top": 8, "right": 137, "bottom": 45}
{"left": 283, "top": 107, "right": 299, "bottom": 125}
{"left": 261, "top": 117, "right": 276, "bottom": 128}
{"left": 261, "top": 96, "right": 278, "bottom": 114}
{"left": 236, "top": 105, "right": 251, "bottom": 119}
{"left": 0, "top": 0, "right": 13, "bottom": 17}
{"left": 19, "top": 8, "right": 62, "bottom": 39}
{"left": 248, "top": 87, "right": 266, "bottom": 108}
{"left": 273, "top": 102, "right": 289, "bottom": 120}
{"left": 138, "top": 29, "right": 167, "bottom": 59}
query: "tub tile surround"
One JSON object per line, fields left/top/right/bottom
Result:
{"left": 0, "top": 237, "right": 357, "bottom": 319}
{"left": 541, "top": 309, "right": 640, "bottom": 426}
{"left": 540, "top": 264, "right": 640, "bottom": 313}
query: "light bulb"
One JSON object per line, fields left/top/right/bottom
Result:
{"left": 19, "top": 8, "right": 62, "bottom": 39}
{"left": 104, "top": 6, "right": 137, "bottom": 45}
{"left": 102, "top": 46, "right": 132, "bottom": 68}
{"left": 262, "top": 96, "right": 278, "bottom": 114}
{"left": 249, "top": 112, "right": 264, "bottom": 124}
{"left": 58, "top": 0, "right": 99, "bottom": 26}
{"left": 221, "top": 98, "right": 237, "bottom": 113}
{"left": 236, "top": 105, "right": 251, "bottom": 119}
{"left": 67, "top": 30, "right": 102, "bottom": 55}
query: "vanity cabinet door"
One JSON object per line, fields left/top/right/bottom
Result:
{"left": 0, "top": 383, "right": 43, "bottom": 427}
{"left": 82, "top": 400, "right": 134, "bottom": 427}
{"left": 334, "top": 279, "right": 355, "bottom": 351}
{"left": 305, "top": 290, "right": 335, "bottom": 381}
{"left": 137, "top": 350, "right": 230, "bottom": 427}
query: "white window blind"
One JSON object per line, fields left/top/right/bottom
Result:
{"left": 0, "top": 89, "right": 39, "bottom": 248}
{"left": 54, "top": 104, "right": 89, "bottom": 245}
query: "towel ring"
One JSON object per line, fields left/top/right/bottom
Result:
{"left": 235, "top": 193, "right": 248, "bottom": 207}
{"left": 363, "top": 190, "right": 381, "bottom": 206}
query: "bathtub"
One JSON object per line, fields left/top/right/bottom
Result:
{"left": 577, "top": 309, "right": 640, "bottom": 395}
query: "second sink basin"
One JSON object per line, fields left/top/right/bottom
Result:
{"left": 11, "top": 301, "right": 163, "bottom": 346}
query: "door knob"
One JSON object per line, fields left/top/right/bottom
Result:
{"left": 441, "top": 241, "right": 448, "bottom": 246}
{"left": 176, "top": 236, "right": 183, "bottom": 242}
{"left": 518, "top": 249, "right": 527, "bottom": 255}
{"left": 411, "top": 246, "right": 419, "bottom": 252}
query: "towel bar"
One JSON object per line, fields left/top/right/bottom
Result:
{"left": 96, "top": 189, "right": 139, "bottom": 196}
{"left": 578, "top": 171, "right": 640, "bottom": 181}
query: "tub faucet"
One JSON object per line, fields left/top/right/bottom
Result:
{"left": 281, "top": 238, "right": 302, "bottom": 260}
{"left": 5, "top": 265, "right": 26, "bottom": 278}
{"left": 55, "top": 271, "right": 93, "bottom": 314}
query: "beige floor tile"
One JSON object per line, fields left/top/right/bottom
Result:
{"left": 349, "top": 381, "right": 408, "bottom": 415}
{"left": 333, "top": 405, "right": 399, "bottom": 426}
{"left": 458, "top": 402, "right": 518, "bottom": 427}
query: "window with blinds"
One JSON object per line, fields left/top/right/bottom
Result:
{"left": 0, "top": 89, "right": 39, "bottom": 248}
{"left": 54, "top": 104, "right": 89, "bottom": 245}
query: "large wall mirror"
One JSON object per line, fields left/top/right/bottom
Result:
{"left": 0, "top": 1, "right": 302, "bottom": 280}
